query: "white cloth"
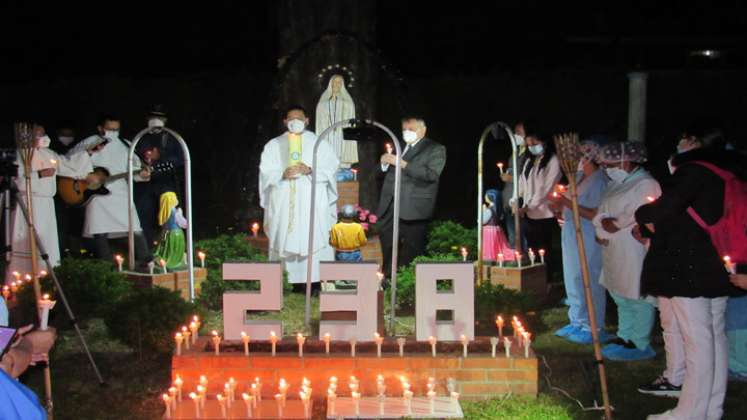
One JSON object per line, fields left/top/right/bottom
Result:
{"left": 659, "top": 297, "right": 686, "bottom": 386}
{"left": 315, "top": 76, "right": 357, "bottom": 167}
{"left": 259, "top": 130, "right": 338, "bottom": 283}
{"left": 594, "top": 168, "right": 661, "bottom": 299}
{"left": 669, "top": 297, "right": 728, "bottom": 420}
{"left": 7, "top": 148, "right": 92, "bottom": 279}
{"left": 518, "top": 155, "right": 562, "bottom": 219}
{"left": 69, "top": 135, "right": 144, "bottom": 237}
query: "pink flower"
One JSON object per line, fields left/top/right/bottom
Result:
{"left": 361, "top": 222, "right": 369, "bottom": 230}
{"left": 368, "top": 214, "right": 378, "bottom": 224}
{"left": 359, "top": 214, "right": 367, "bottom": 221}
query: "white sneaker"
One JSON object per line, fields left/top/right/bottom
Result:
{"left": 646, "top": 410, "right": 678, "bottom": 420}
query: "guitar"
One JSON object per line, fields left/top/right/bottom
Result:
{"left": 57, "top": 161, "right": 174, "bottom": 207}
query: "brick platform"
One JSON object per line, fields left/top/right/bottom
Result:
{"left": 127, "top": 268, "right": 207, "bottom": 300}
{"left": 337, "top": 181, "right": 359, "bottom": 209}
{"left": 172, "top": 337, "right": 537, "bottom": 401}
{"left": 488, "top": 264, "right": 548, "bottom": 301}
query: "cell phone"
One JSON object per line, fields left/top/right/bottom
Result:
{"left": 0, "top": 326, "right": 18, "bottom": 357}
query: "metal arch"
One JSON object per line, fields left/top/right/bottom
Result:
{"left": 476, "top": 122, "right": 519, "bottom": 284}
{"left": 127, "top": 126, "right": 196, "bottom": 301}
{"left": 304, "top": 119, "right": 402, "bottom": 333}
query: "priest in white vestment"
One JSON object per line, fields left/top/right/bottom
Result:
{"left": 6, "top": 127, "right": 95, "bottom": 282}
{"left": 260, "top": 106, "right": 338, "bottom": 284}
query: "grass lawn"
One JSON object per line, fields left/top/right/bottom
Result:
{"left": 18, "top": 293, "right": 747, "bottom": 419}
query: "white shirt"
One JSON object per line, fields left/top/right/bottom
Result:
{"left": 518, "top": 154, "right": 562, "bottom": 219}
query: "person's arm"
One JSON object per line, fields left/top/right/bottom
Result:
{"left": 55, "top": 150, "right": 93, "bottom": 178}
{"left": 329, "top": 226, "right": 339, "bottom": 248}
{"left": 635, "top": 165, "right": 702, "bottom": 226}
{"left": 401, "top": 144, "right": 446, "bottom": 183}
{"left": 613, "top": 178, "right": 661, "bottom": 230}
{"left": 525, "top": 156, "right": 561, "bottom": 211}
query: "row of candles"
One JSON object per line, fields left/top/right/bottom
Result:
{"left": 1, "top": 271, "right": 56, "bottom": 331}
{"left": 459, "top": 245, "right": 546, "bottom": 268}
{"left": 2, "top": 270, "right": 44, "bottom": 300}
{"left": 175, "top": 316, "right": 532, "bottom": 359}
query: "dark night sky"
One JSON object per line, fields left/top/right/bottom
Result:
{"left": 2, "top": 2, "right": 745, "bottom": 83}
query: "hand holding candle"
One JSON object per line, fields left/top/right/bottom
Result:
{"left": 724, "top": 256, "right": 737, "bottom": 274}
{"left": 497, "top": 162, "right": 504, "bottom": 175}
{"left": 385, "top": 143, "right": 393, "bottom": 155}
{"left": 38, "top": 294, "right": 56, "bottom": 330}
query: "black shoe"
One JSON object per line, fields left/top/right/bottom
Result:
{"left": 637, "top": 376, "right": 682, "bottom": 398}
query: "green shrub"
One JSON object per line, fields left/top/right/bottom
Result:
{"left": 104, "top": 286, "right": 200, "bottom": 355}
{"left": 388, "top": 253, "right": 461, "bottom": 312}
{"left": 426, "top": 221, "right": 477, "bottom": 259}
{"left": 474, "top": 281, "right": 536, "bottom": 332}
{"left": 14, "top": 258, "right": 132, "bottom": 328}
{"left": 194, "top": 234, "right": 291, "bottom": 309}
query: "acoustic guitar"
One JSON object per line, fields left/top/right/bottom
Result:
{"left": 57, "top": 161, "right": 174, "bottom": 206}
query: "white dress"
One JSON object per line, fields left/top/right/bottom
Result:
{"left": 259, "top": 130, "right": 339, "bottom": 283}
{"left": 594, "top": 168, "right": 661, "bottom": 299}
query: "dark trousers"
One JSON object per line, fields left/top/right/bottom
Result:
{"left": 525, "top": 216, "right": 558, "bottom": 281}
{"left": 379, "top": 204, "right": 429, "bottom": 277}
{"left": 93, "top": 233, "right": 152, "bottom": 267}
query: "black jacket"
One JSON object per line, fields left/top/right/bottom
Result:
{"left": 635, "top": 148, "right": 747, "bottom": 298}
{"left": 376, "top": 137, "right": 446, "bottom": 221}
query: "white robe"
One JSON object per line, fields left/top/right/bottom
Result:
{"left": 594, "top": 169, "right": 661, "bottom": 299}
{"left": 69, "top": 135, "right": 144, "bottom": 237}
{"left": 259, "top": 130, "right": 338, "bottom": 283}
{"left": 6, "top": 148, "right": 92, "bottom": 281}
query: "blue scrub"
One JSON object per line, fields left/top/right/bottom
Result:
{"left": 0, "top": 370, "right": 47, "bottom": 420}
{"left": 726, "top": 295, "right": 747, "bottom": 379}
{"left": 561, "top": 169, "right": 608, "bottom": 332}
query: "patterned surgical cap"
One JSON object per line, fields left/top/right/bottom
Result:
{"left": 599, "top": 141, "right": 648, "bottom": 164}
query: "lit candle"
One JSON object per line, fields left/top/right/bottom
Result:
{"left": 217, "top": 394, "right": 227, "bottom": 418}
{"left": 251, "top": 222, "right": 260, "bottom": 238}
{"left": 197, "top": 251, "right": 206, "bottom": 268}
{"left": 199, "top": 374, "right": 208, "bottom": 388}
{"left": 350, "top": 338, "right": 357, "bottom": 357}
{"left": 490, "top": 336, "right": 499, "bottom": 358}
{"left": 300, "top": 391, "right": 311, "bottom": 418}
{"left": 38, "top": 293, "right": 56, "bottom": 330}
{"left": 168, "top": 387, "right": 177, "bottom": 412}
{"left": 352, "top": 168, "right": 358, "bottom": 181}
{"left": 404, "top": 389, "right": 413, "bottom": 414}
{"left": 724, "top": 256, "right": 737, "bottom": 274}
{"left": 242, "top": 393, "right": 253, "bottom": 418}
{"left": 189, "top": 392, "right": 200, "bottom": 418}
{"left": 270, "top": 331, "right": 278, "bottom": 356}
{"left": 385, "top": 143, "right": 393, "bottom": 154}
{"left": 2, "top": 285, "right": 10, "bottom": 300}
{"left": 523, "top": 332, "right": 532, "bottom": 358}
{"left": 181, "top": 326, "right": 191, "bottom": 350}
{"left": 9, "top": 282, "right": 18, "bottom": 294}
{"left": 498, "top": 252, "right": 504, "bottom": 267}
{"left": 296, "top": 333, "right": 306, "bottom": 358}
{"left": 323, "top": 333, "right": 331, "bottom": 355}
{"left": 646, "top": 196, "right": 656, "bottom": 203}
{"left": 374, "top": 332, "right": 384, "bottom": 358}
{"left": 159, "top": 258, "right": 167, "bottom": 273}
{"left": 174, "top": 376, "right": 183, "bottom": 402}
{"left": 376, "top": 271, "right": 385, "bottom": 289}
{"left": 12, "top": 271, "right": 20, "bottom": 283}
{"left": 428, "top": 390, "right": 437, "bottom": 413}
{"left": 211, "top": 330, "right": 221, "bottom": 355}
{"left": 460, "top": 246, "right": 468, "bottom": 261}
{"left": 275, "top": 394, "right": 284, "bottom": 417}
{"left": 497, "top": 162, "right": 505, "bottom": 175}
{"left": 496, "top": 315, "right": 504, "bottom": 336}
{"left": 451, "top": 391, "right": 460, "bottom": 408}
{"left": 352, "top": 391, "right": 361, "bottom": 416}
{"left": 162, "top": 394, "right": 172, "bottom": 419}
{"left": 428, "top": 335, "right": 437, "bottom": 357}
{"left": 241, "top": 331, "right": 250, "bottom": 356}
{"left": 397, "top": 337, "right": 406, "bottom": 357}
{"left": 197, "top": 385, "right": 207, "bottom": 410}
{"left": 24, "top": 274, "right": 31, "bottom": 283}
{"left": 349, "top": 376, "right": 359, "bottom": 394}
{"left": 189, "top": 321, "right": 199, "bottom": 344}
{"left": 328, "top": 376, "right": 338, "bottom": 393}
{"left": 115, "top": 255, "right": 124, "bottom": 272}
{"left": 376, "top": 374, "right": 386, "bottom": 397}
{"left": 228, "top": 377, "right": 237, "bottom": 402}
{"left": 528, "top": 248, "right": 536, "bottom": 265}
{"left": 516, "top": 251, "right": 522, "bottom": 268}
{"left": 504, "top": 337, "right": 512, "bottom": 358}
{"left": 174, "top": 332, "right": 184, "bottom": 356}
{"left": 460, "top": 334, "right": 469, "bottom": 358}
{"left": 193, "top": 315, "right": 201, "bottom": 330}
{"left": 148, "top": 261, "right": 155, "bottom": 275}
{"left": 327, "top": 389, "right": 337, "bottom": 416}
{"left": 539, "top": 249, "right": 546, "bottom": 264}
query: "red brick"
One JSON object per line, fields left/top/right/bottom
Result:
{"left": 511, "top": 382, "right": 538, "bottom": 395}
{"left": 461, "top": 357, "right": 511, "bottom": 369}
{"left": 512, "top": 358, "right": 538, "bottom": 369}
{"left": 198, "top": 355, "right": 250, "bottom": 369}
{"left": 304, "top": 357, "right": 355, "bottom": 369}
{"left": 408, "top": 357, "right": 460, "bottom": 369}
{"left": 355, "top": 357, "right": 409, "bottom": 370}
{"left": 250, "top": 357, "right": 303, "bottom": 368}
{"left": 459, "top": 382, "right": 510, "bottom": 395}
{"left": 172, "top": 355, "right": 199, "bottom": 369}
{"left": 436, "top": 369, "right": 486, "bottom": 382}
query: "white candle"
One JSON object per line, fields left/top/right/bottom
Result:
{"left": 516, "top": 252, "right": 522, "bottom": 268}
{"left": 376, "top": 375, "right": 386, "bottom": 397}
{"left": 428, "top": 336, "right": 437, "bottom": 357}
{"left": 197, "top": 385, "right": 206, "bottom": 410}
{"left": 428, "top": 390, "right": 437, "bottom": 413}
{"left": 148, "top": 261, "right": 155, "bottom": 275}
{"left": 523, "top": 332, "right": 532, "bottom": 358}
{"left": 211, "top": 331, "right": 221, "bottom": 355}
{"left": 386, "top": 143, "right": 393, "bottom": 154}
{"left": 297, "top": 333, "right": 306, "bottom": 358}
{"left": 38, "top": 294, "right": 55, "bottom": 330}
{"left": 498, "top": 253, "right": 504, "bottom": 267}
{"left": 160, "top": 258, "right": 167, "bottom": 273}
{"left": 115, "top": 254, "right": 124, "bottom": 272}
{"left": 350, "top": 338, "right": 357, "bottom": 357}
{"left": 251, "top": 383, "right": 259, "bottom": 406}
{"left": 189, "top": 322, "right": 199, "bottom": 344}
{"left": 241, "top": 332, "right": 250, "bottom": 356}
{"left": 528, "top": 248, "right": 536, "bottom": 265}
{"left": 275, "top": 393, "right": 284, "bottom": 417}
{"left": 724, "top": 256, "right": 737, "bottom": 274}
{"left": 174, "top": 333, "right": 183, "bottom": 356}
{"left": 270, "top": 331, "right": 278, "bottom": 356}
{"left": 168, "top": 387, "right": 177, "bottom": 412}
{"left": 327, "top": 390, "right": 336, "bottom": 416}
{"left": 162, "top": 394, "right": 172, "bottom": 419}
{"left": 451, "top": 391, "right": 460, "bottom": 409}
{"left": 539, "top": 249, "right": 546, "bottom": 264}
{"left": 504, "top": 337, "right": 512, "bottom": 358}
{"left": 497, "top": 162, "right": 505, "bottom": 175}
{"left": 352, "top": 168, "right": 358, "bottom": 181}
{"left": 181, "top": 327, "right": 191, "bottom": 350}
{"left": 197, "top": 251, "right": 206, "bottom": 268}
{"left": 460, "top": 334, "right": 469, "bottom": 358}
{"left": 352, "top": 391, "right": 361, "bottom": 415}
{"left": 217, "top": 394, "right": 227, "bottom": 418}
{"left": 174, "top": 376, "right": 183, "bottom": 402}
{"left": 404, "top": 390, "right": 413, "bottom": 414}
{"left": 349, "top": 376, "right": 359, "bottom": 394}
{"left": 311, "top": 331, "right": 325, "bottom": 355}
{"left": 490, "top": 337, "right": 499, "bottom": 358}
{"left": 374, "top": 332, "right": 384, "bottom": 358}
{"left": 251, "top": 222, "right": 260, "bottom": 238}
{"left": 397, "top": 337, "right": 406, "bottom": 357}
{"left": 189, "top": 392, "right": 200, "bottom": 418}
{"left": 461, "top": 246, "right": 468, "bottom": 261}
{"left": 199, "top": 375, "right": 208, "bottom": 389}
{"left": 242, "top": 393, "right": 253, "bottom": 418}
{"left": 228, "top": 377, "right": 237, "bottom": 402}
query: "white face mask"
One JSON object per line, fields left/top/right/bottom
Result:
{"left": 577, "top": 159, "right": 586, "bottom": 173}
{"left": 287, "top": 119, "right": 305, "bottom": 134}
{"left": 58, "top": 136, "right": 75, "bottom": 146}
{"left": 36, "top": 135, "right": 51, "bottom": 149}
{"left": 513, "top": 134, "right": 525, "bottom": 147}
{"left": 605, "top": 167, "right": 628, "bottom": 183}
{"left": 667, "top": 157, "right": 676, "bottom": 175}
{"left": 104, "top": 130, "right": 120, "bottom": 140}
{"left": 528, "top": 144, "right": 544, "bottom": 156}
{"left": 402, "top": 129, "right": 418, "bottom": 144}
{"left": 148, "top": 118, "right": 165, "bottom": 128}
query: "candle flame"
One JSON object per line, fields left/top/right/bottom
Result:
{"left": 242, "top": 393, "right": 251, "bottom": 401}
{"left": 212, "top": 330, "right": 218, "bottom": 336}
{"left": 646, "top": 196, "right": 656, "bottom": 202}
{"left": 724, "top": 256, "right": 732, "bottom": 263}
{"left": 42, "top": 293, "right": 49, "bottom": 300}
{"left": 539, "top": 249, "right": 545, "bottom": 255}
{"left": 175, "top": 332, "right": 182, "bottom": 339}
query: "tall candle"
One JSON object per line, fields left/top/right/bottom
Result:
{"left": 460, "top": 334, "right": 469, "bottom": 358}
{"left": 174, "top": 376, "right": 183, "bottom": 402}
{"left": 115, "top": 255, "right": 124, "bottom": 272}
{"left": 174, "top": 333, "right": 184, "bottom": 356}
{"left": 350, "top": 338, "right": 357, "bottom": 357}
{"left": 528, "top": 248, "right": 536, "bottom": 265}
{"left": 327, "top": 390, "right": 337, "bottom": 416}
{"left": 496, "top": 315, "right": 504, "bottom": 336}
{"left": 38, "top": 294, "right": 56, "bottom": 330}
{"left": 241, "top": 332, "right": 250, "bottom": 356}
{"left": 297, "top": 333, "right": 306, "bottom": 358}
{"left": 217, "top": 394, "right": 227, "bottom": 418}
{"left": 270, "top": 331, "right": 278, "bottom": 356}
{"left": 181, "top": 326, "right": 191, "bottom": 350}
{"left": 211, "top": 330, "right": 221, "bottom": 355}
{"left": 498, "top": 253, "right": 504, "bottom": 267}
{"left": 242, "top": 393, "right": 253, "bottom": 418}
{"left": 539, "top": 249, "right": 546, "bottom": 265}
{"left": 397, "top": 337, "right": 406, "bottom": 357}
{"left": 352, "top": 168, "right": 358, "bottom": 181}
{"left": 189, "top": 322, "right": 199, "bottom": 344}
{"left": 374, "top": 332, "right": 384, "bottom": 358}
{"left": 516, "top": 252, "right": 522, "bottom": 268}
{"left": 497, "top": 162, "right": 505, "bottom": 175}
{"left": 323, "top": 333, "right": 331, "bottom": 355}
{"left": 159, "top": 258, "right": 167, "bottom": 273}
{"left": 197, "top": 251, "right": 206, "bottom": 268}
{"left": 352, "top": 391, "right": 361, "bottom": 416}
{"left": 504, "top": 337, "right": 512, "bottom": 358}
{"left": 428, "top": 390, "right": 437, "bottom": 413}
{"left": 189, "top": 392, "right": 200, "bottom": 418}
{"left": 148, "top": 261, "right": 155, "bottom": 275}
{"left": 197, "top": 385, "right": 207, "bottom": 410}
{"left": 162, "top": 394, "right": 172, "bottom": 419}
{"left": 490, "top": 336, "right": 499, "bottom": 358}
{"left": 275, "top": 394, "right": 284, "bottom": 417}
{"left": 168, "top": 387, "right": 177, "bottom": 412}
{"left": 428, "top": 336, "right": 437, "bottom": 357}
{"left": 251, "top": 222, "right": 260, "bottom": 238}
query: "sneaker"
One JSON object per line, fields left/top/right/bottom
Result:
{"left": 554, "top": 324, "right": 578, "bottom": 338}
{"left": 638, "top": 376, "right": 682, "bottom": 398}
{"left": 605, "top": 345, "right": 656, "bottom": 362}
{"left": 646, "top": 409, "right": 677, "bottom": 420}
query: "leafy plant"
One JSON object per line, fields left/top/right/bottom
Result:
{"left": 425, "top": 220, "right": 477, "bottom": 259}
{"left": 388, "top": 253, "right": 461, "bottom": 313}
{"left": 474, "top": 281, "right": 537, "bottom": 333}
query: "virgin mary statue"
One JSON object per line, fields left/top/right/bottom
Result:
{"left": 315, "top": 74, "right": 358, "bottom": 171}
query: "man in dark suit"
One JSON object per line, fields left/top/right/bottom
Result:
{"left": 377, "top": 116, "right": 446, "bottom": 276}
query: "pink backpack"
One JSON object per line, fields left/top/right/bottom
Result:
{"left": 685, "top": 161, "right": 747, "bottom": 264}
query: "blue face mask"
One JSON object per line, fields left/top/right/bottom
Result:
{"left": 605, "top": 167, "right": 629, "bottom": 183}
{"left": 528, "top": 144, "right": 544, "bottom": 156}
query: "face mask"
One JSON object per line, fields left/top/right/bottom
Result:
{"left": 513, "top": 134, "right": 525, "bottom": 147}
{"left": 58, "top": 136, "right": 74, "bottom": 146}
{"left": 287, "top": 119, "right": 305, "bottom": 134}
{"left": 667, "top": 157, "right": 676, "bottom": 175}
{"left": 577, "top": 160, "right": 586, "bottom": 173}
{"left": 402, "top": 129, "right": 418, "bottom": 144}
{"left": 148, "top": 118, "right": 165, "bottom": 128}
{"left": 104, "top": 130, "right": 120, "bottom": 140}
{"left": 36, "top": 135, "right": 51, "bottom": 148}
{"left": 528, "top": 144, "right": 544, "bottom": 156}
{"left": 605, "top": 167, "right": 628, "bottom": 183}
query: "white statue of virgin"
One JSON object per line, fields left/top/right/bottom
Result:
{"left": 315, "top": 74, "right": 358, "bottom": 168}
